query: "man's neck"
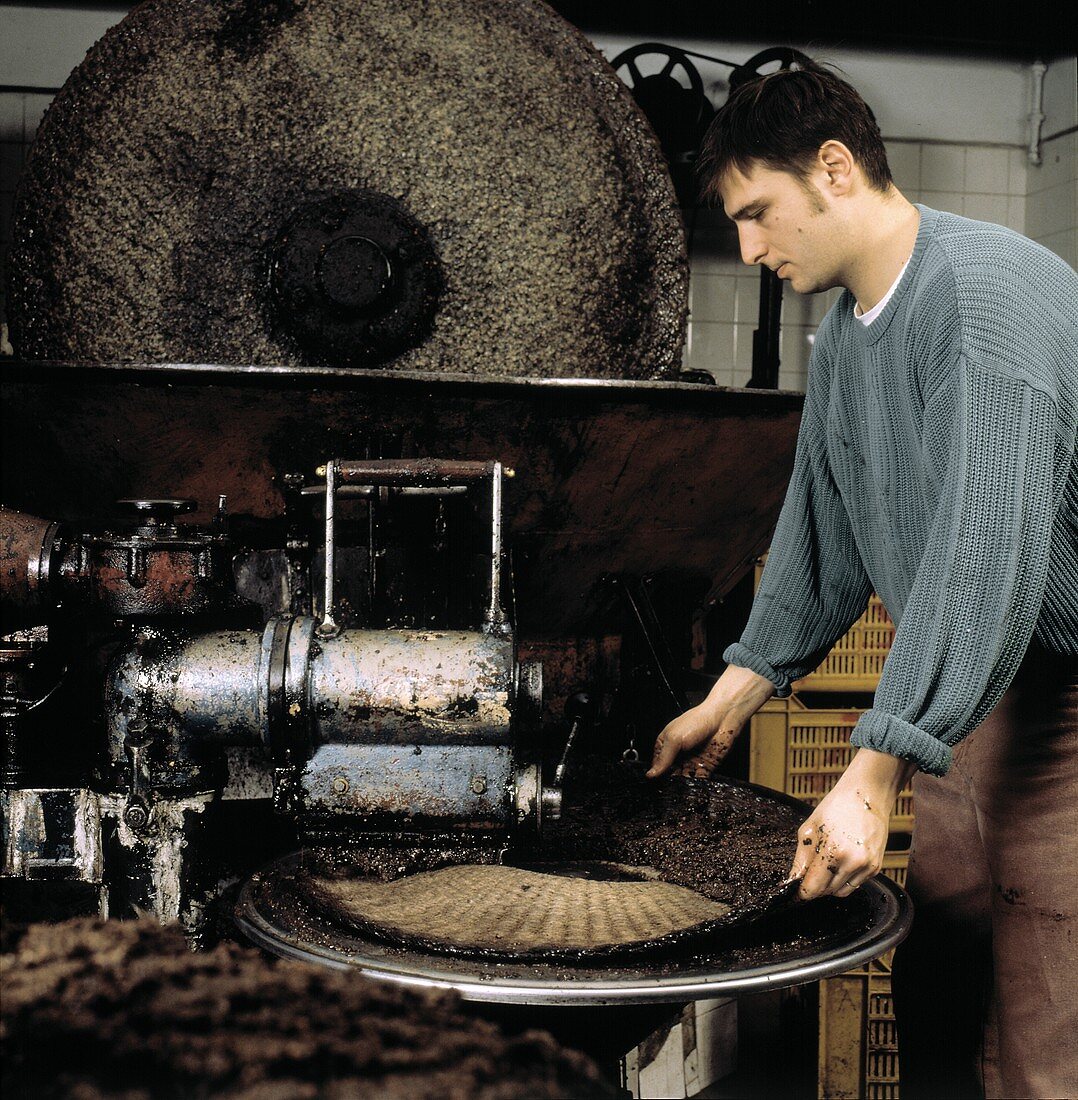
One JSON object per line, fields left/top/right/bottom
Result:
{"left": 842, "top": 191, "right": 921, "bottom": 312}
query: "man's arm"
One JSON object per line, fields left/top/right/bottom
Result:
{"left": 726, "top": 314, "right": 873, "bottom": 699}
{"left": 646, "top": 664, "right": 775, "bottom": 778}
{"left": 848, "top": 356, "right": 1065, "bottom": 775}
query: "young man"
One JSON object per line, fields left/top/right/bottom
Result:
{"left": 646, "top": 64, "right": 1077, "bottom": 1098}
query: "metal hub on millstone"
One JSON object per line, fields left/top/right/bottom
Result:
{"left": 271, "top": 191, "right": 442, "bottom": 366}
{"left": 8, "top": 0, "right": 688, "bottom": 378}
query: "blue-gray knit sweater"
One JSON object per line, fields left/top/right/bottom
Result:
{"left": 725, "top": 206, "right": 1078, "bottom": 775}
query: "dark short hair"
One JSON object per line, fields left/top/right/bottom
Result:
{"left": 697, "top": 62, "right": 893, "bottom": 202}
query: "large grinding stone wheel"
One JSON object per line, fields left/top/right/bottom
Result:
{"left": 8, "top": 0, "right": 688, "bottom": 378}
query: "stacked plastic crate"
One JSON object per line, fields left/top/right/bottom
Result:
{"left": 746, "top": 557, "right": 910, "bottom": 1100}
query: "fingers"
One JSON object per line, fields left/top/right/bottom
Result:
{"left": 646, "top": 715, "right": 695, "bottom": 778}
{"left": 676, "top": 755, "right": 715, "bottom": 779}
{"left": 646, "top": 729, "right": 681, "bottom": 778}
{"left": 833, "top": 871, "right": 872, "bottom": 899}
{"left": 790, "top": 819, "right": 880, "bottom": 901}
{"left": 647, "top": 720, "right": 738, "bottom": 779}
{"left": 674, "top": 731, "right": 737, "bottom": 779}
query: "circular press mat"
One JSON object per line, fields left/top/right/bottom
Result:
{"left": 298, "top": 862, "right": 736, "bottom": 961}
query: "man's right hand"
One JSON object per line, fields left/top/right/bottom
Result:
{"left": 647, "top": 664, "right": 776, "bottom": 779}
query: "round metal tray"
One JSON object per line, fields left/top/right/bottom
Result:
{"left": 236, "top": 851, "right": 912, "bottom": 1006}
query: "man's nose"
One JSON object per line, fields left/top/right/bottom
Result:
{"left": 738, "top": 225, "right": 766, "bottom": 266}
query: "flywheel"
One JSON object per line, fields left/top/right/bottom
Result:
{"left": 8, "top": 0, "right": 688, "bottom": 378}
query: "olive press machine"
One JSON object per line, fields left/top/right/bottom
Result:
{"left": 1, "top": 364, "right": 910, "bottom": 1016}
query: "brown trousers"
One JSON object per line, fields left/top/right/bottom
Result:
{"left": 892, "top": 644, "right": 1078, "bottom": 1100}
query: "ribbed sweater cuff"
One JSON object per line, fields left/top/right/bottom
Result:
{"left": 722, "top": 643, "right": 793, "bottom": 698}
{"left": 850, "top": 709, "right": 952, "bottom": 776}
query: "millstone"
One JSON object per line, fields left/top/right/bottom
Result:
{"left": 8, "top": 0, "right": 687, "bottom": 377}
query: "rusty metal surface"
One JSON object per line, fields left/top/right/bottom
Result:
{"left": 83, "top": 543, "right": 239, "bottom": 618}
{"left": 0, "top": 508, "right": 59, "bottom": 616}
{"left": 104, "top": 627, "right": 267, "bottom": 793}
{"left": 300, "top": 743, "right": 514, "bottom": 825}
{"left": 0, "top": 364, "right": 803, "bottom": 635}
{"left": 0, "top": 505, "right": 252, "bottom": 622}
{"left": 335, "top": 460, "right": 498, "bottom": 485}
{"left": 309, "top": 630, "right": 512, "bottom": 747}
{"left": 102, "top": 619, "right": 523, "bottom": 826}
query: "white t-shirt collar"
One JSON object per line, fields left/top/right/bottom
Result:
{"left": 854, "top": 255, "right": 912, "bottom": 325}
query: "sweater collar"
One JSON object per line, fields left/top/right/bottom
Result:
{"left": 848, "top": 204, "right": 936, "bottom": 347}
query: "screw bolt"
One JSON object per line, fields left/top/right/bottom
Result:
{"left": 123, "top": 803, "right": 149, "bottom": 830}
{"left": 332, "top": 776, "right": 350, "bottom": 795}
{"left": 471, "top": 775, "right": 488, "bottom": 795}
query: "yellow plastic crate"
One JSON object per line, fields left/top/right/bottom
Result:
{"left": 754, "top": 556, "right": 896, "bottom": 693}
{"left": 819, "top": 850, "right": 906, "bottom": 1100}
{"left": 749, "top": 696, "right": 914, "bottom": 833}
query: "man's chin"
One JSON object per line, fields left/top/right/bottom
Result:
{"left": 789, "top": 275, "right": 833, "bottom": 296}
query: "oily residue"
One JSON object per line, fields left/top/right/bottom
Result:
{"left": 539, "top": 759, "right": 801, "bottom": 908}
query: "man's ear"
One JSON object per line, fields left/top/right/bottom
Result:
{"left": 817, "top": 140, "right": 856, "bottom": 195}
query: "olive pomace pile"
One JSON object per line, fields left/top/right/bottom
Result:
{"left": 0, "top": 916, "right": 614, "bottom": 1099}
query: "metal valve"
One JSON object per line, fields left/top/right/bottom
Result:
{"left": 117, "top": 498, "right": 196, "bottom": 537}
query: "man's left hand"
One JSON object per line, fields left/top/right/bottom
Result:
{"left": 789, "top": 748, "right": 918, "bottom": 900}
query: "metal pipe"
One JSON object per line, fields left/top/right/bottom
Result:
{"left": 335, "top": 459, "right": 497, "bottom": 485}
{"left": 0, "top": 508, "right": 62, "bottom": 615}
{"left": 306, "top": 628, "right": 513, "bottom": 747}
{"left": 749, "top": 267, "right": 783, "bottom": 388}
{"left": 1028, "top": 59, "right": 1047, "bottom": 166}
{"left": 487, "top": 462, "right": 508, "bottom": 632}
{"left": 300, "top": 485, "right": 468, "bottom": 497}
{"left": 318, "top": 459, "right": 340, "bottom": 637}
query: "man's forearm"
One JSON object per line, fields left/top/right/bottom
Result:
{"left": 699, "top": 663, "right": 776, "bottom": 722}
{"left": 843, "top": 748, "right": 918, "bottom": 811}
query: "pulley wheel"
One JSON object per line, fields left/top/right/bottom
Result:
{"left": 8, "top": 0, "right": 687, "bottom": 378}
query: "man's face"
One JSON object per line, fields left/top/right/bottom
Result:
{"left": 717, "top": 162, "right": 842, "bottom": 294}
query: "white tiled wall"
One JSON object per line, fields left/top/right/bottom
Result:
{"left": 622, "top": 998, "right": 738, "bottom": 1098}
{"left": 682, "top": 138, "right": 1036, "bottom": 392}
{"left": 1030, "top": 53, "right": 1078, "bottom": 270}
